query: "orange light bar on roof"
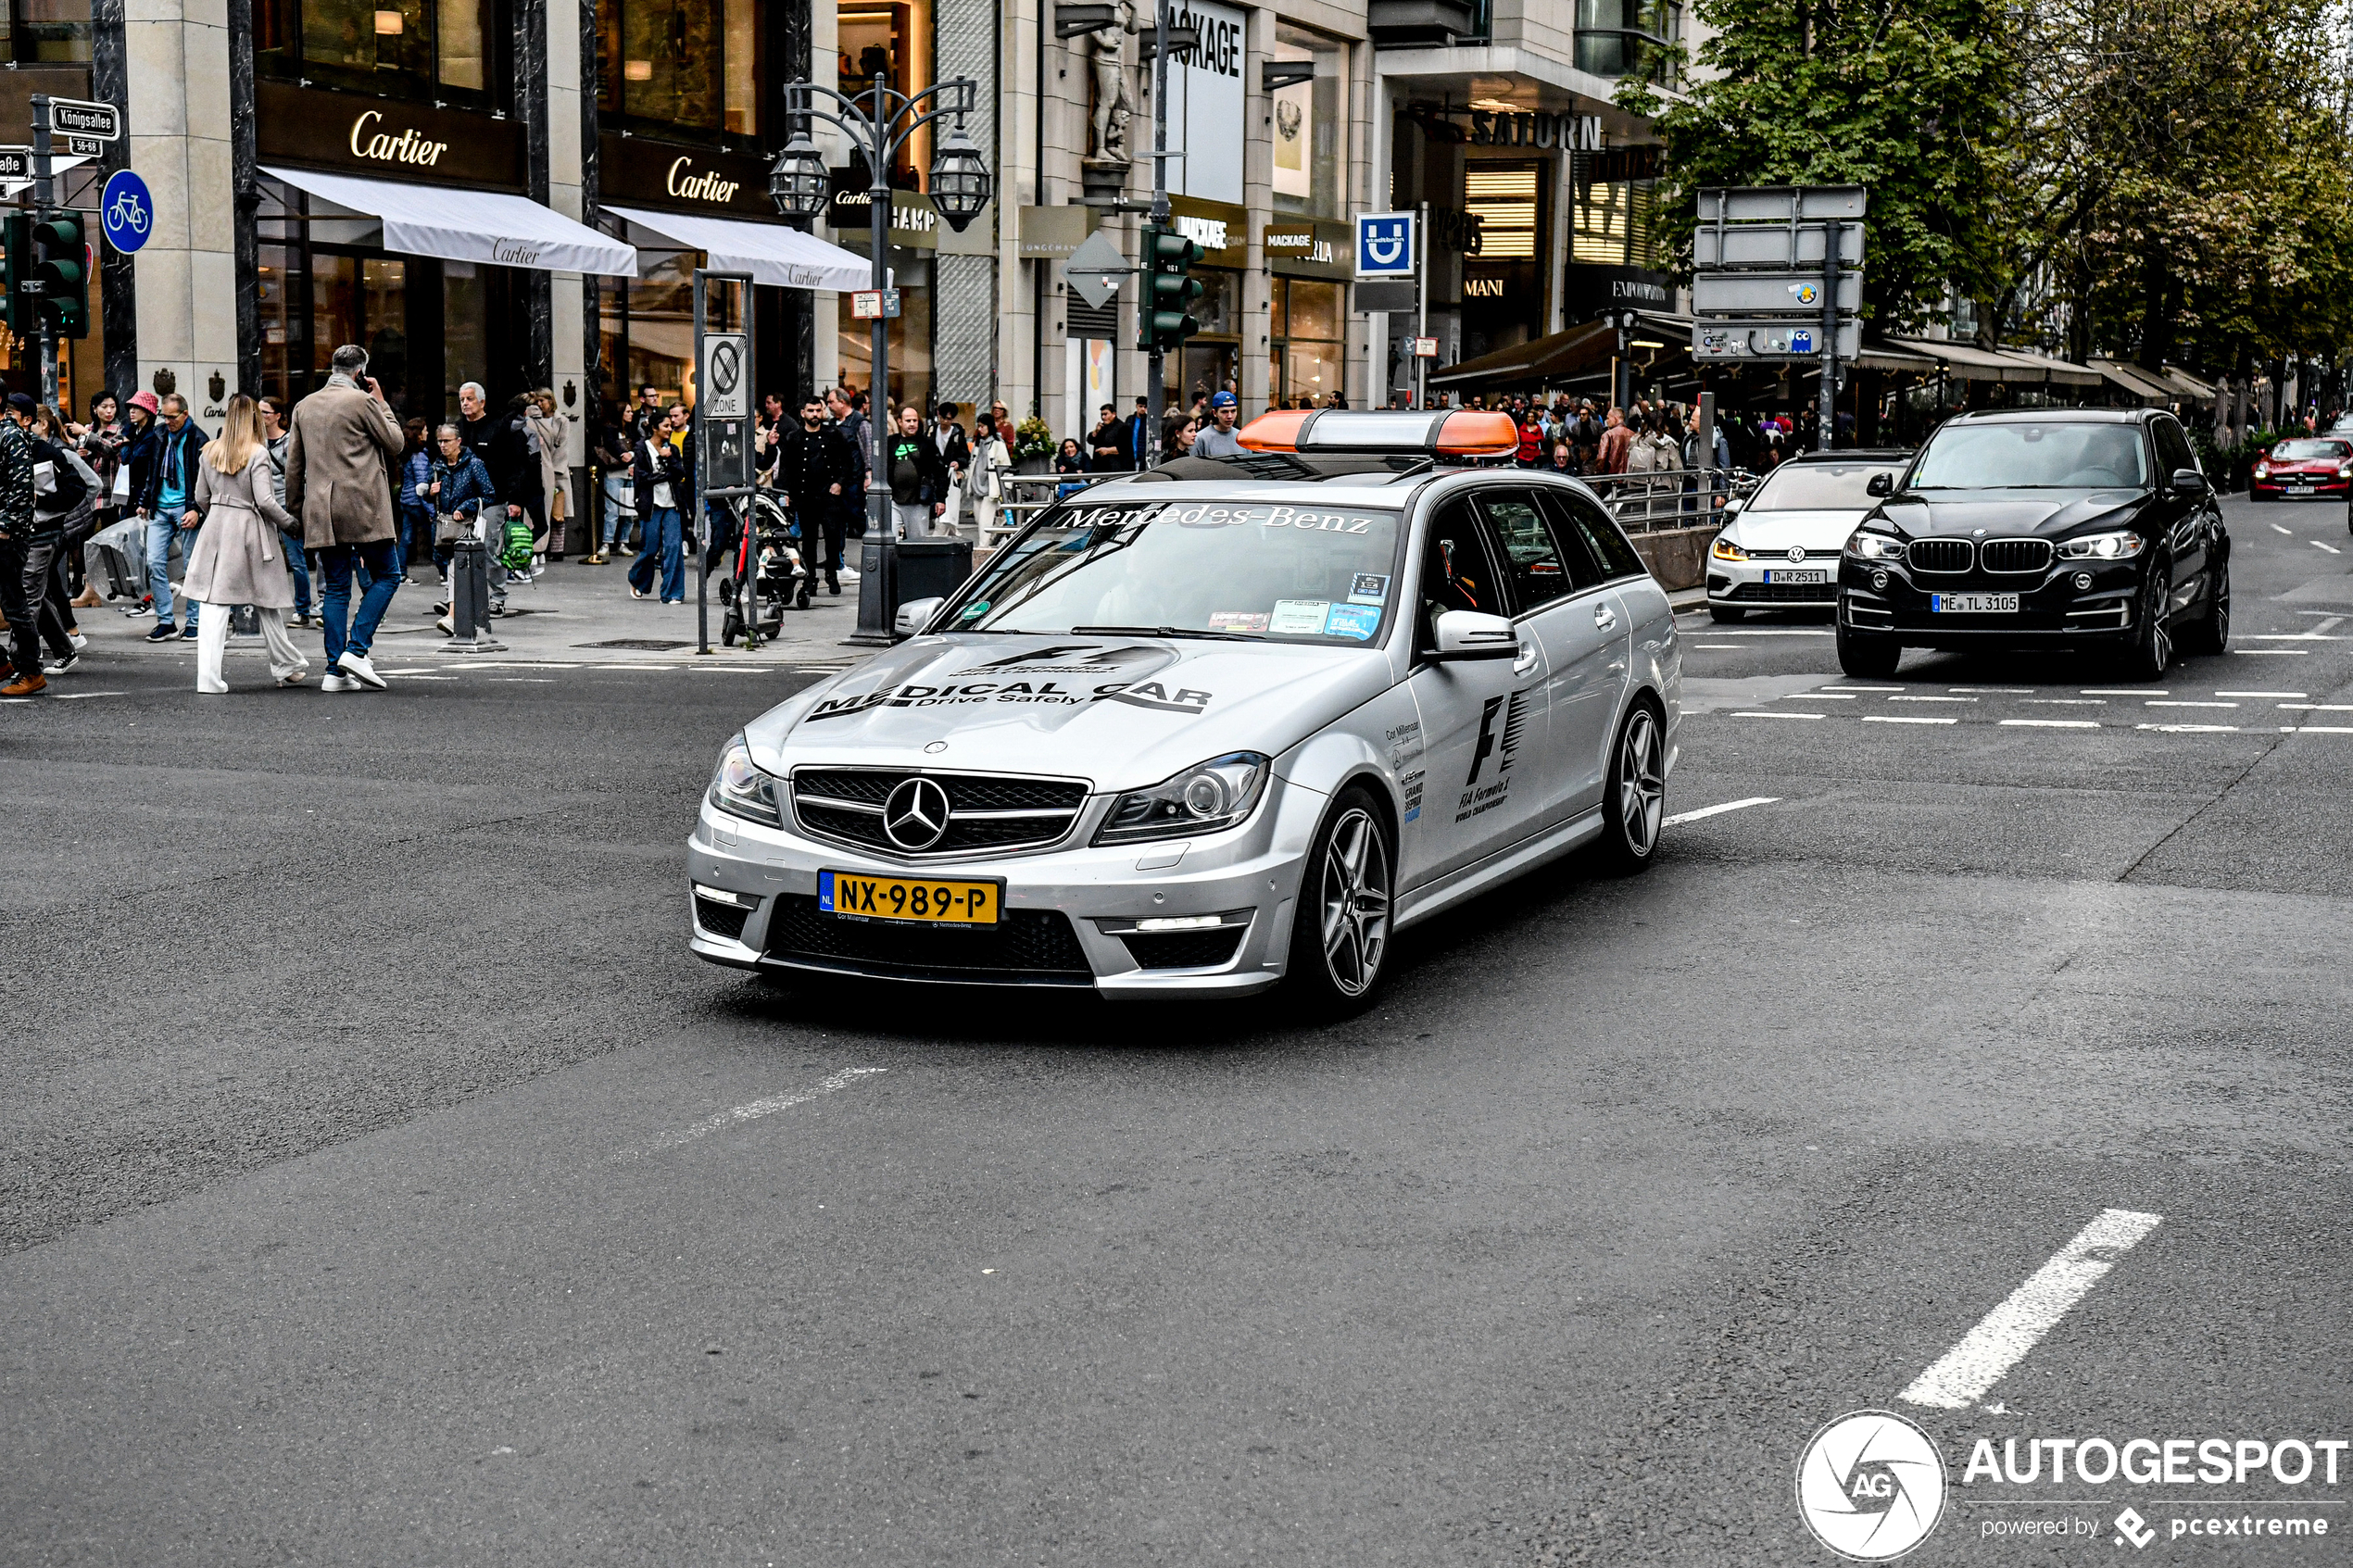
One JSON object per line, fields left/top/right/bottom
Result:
{"left": 1233, "top": 408, "right": 1519, "bottom": 458}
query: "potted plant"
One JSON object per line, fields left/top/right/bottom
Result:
{"left": 1013, "top": 416, "right": 1055, "bottom": 474}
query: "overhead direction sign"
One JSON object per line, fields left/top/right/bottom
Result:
{"left": 46, "top": 98, "right": 120, "bottom": 141}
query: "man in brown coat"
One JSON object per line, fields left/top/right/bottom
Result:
{"left": 285, "top": 343, "right": 405, "bottom": 693}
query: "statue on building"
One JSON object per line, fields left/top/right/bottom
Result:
{"left": 1086, "top": 1, "right": 1136, "bottom": 166}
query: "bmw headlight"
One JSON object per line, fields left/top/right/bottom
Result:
{"left": 709, "top": 734, "right": 784, "bottom": 826}
{"left": 1848, "top": 531, "right": 1906, "bottom": 560}
{"left": 1709, "top": 533, "right": 1750, "bottom": 561}
{"left": 2057, "top": 530, "right": 2145, "bottom": 560}
{"left": 1093, "top": 752, "right": 1269, "bottom": 844}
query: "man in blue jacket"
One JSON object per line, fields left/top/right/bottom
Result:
{"left": 131, "top": 391, "right": 209, "bottom": 643}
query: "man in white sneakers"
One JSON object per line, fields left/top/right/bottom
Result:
{"left": 284, "top": 344, "right": 405, "bottom": 692}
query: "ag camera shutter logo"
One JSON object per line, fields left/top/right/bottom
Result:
{"left": 1796, "top": 1411, "right": 1948, "bottom": 1560}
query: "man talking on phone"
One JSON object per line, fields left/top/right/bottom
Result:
{"left": 284, "top": 344, "right": 407, "bottom": 692}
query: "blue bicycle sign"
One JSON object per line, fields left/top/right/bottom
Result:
{"left": 100, "top": 169, "right": 152, "bottom": 254}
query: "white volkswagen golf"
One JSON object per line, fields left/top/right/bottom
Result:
{"left": 688, "top": 410, "right": 1681, "bottom": 1014}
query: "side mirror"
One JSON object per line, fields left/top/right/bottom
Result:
{"left": 1866, "top": 471, "right": 1894, "bottom": 496}
{"left": 1431, "top": 609, "right": 1518, "bottom": 662}
{"left": 2171, "top": 469, "right": 2210, "bottom": 496}
{"left": 893, "top": 596, "right": 944, "bottom": 638}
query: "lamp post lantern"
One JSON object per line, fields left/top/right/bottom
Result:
{"left": 770, "top": 73, "right": 989, "bottom": 645}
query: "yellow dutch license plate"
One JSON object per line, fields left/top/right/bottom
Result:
{"left": 819, "top": 870, "right": 1001, "bottom": 925}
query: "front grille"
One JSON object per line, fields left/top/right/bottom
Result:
{"left": 790, "top": 769, "right": 1089, "bottom": 858}
{"left": 694, "top": 896, "right": 751, "bottom": 942}
{"left": 1979, "top": 538, "right": 2053, "bottom": 573}
{"left": 1725, "top": 581, "right": 1837, "bottom": 603}
{"left": 1906, "top": 538, "right": 1973, "bottom": 573}
{"left": 1121, "top": 928, "right": 1248, "bottom": 970}
{"left": 764, "top": 894, "right": 1093, "bottom": 984}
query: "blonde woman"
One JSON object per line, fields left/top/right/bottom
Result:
{"left": 526, "top": 387, "right": 572, "bottom": 561}
{"left": 180, "top": 394, "right": 308, "bottom": 694}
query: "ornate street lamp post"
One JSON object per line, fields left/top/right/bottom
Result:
{"left": 769, "top": 74, "right": 990, "bottom": 644}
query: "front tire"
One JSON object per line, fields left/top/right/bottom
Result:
{"left": 1592, "top": 703, "right": 1666, "bottom": 875}
{"left": 1282, "top": 786, "right": 1394, "bottom": 1017}
{"left": 2117, "top": 563, "right": 2173, "bottom": 681}
{"left": 1837, "top": 618, "right": 1903, "bottom": 678}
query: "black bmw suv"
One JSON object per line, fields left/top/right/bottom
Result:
{"left": 1836, "top": 408, "right": 2229, "bottom": 680}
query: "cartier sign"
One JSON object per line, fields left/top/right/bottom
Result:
{"left": 665, "top": 156, "right": 740, "bottom": 205}
{"left": 257, "top": 82, "right": 524, "bottom": 189}
{"left": 599, "top": 133, "right": 779, "bottom": 219}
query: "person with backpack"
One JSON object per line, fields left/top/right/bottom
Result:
{"left": 27, "top": 405, "right": 98, "bottom": 674}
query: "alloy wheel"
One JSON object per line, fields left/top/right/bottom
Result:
{"left": 1617, "top": 708, "right": 1665, "bottom": 858}
{"left": 1317, "top": 807, "right": 1392, "bottom": 998}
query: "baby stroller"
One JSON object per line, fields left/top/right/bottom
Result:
{"left": 718, "top": 492, "right": 813, "bottom": 646}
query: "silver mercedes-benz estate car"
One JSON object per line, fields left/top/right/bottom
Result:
{"left": 688, "top": 409, "right": 1681, "bottom": 1014}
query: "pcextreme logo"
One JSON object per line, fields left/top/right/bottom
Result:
{"left": 1797, "top": 1411, "right": 1949, "bottom": 1561}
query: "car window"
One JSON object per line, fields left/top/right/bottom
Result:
{"left": 1473, "top": 490, "right": 1580, "bottom": 611}
{"left": 1541, "top": 490, "right": 1649, "bottom": 582}
{"left": 1746, "top": 462, "right": 1906, "bottom": 510}
{"left": 1417, "top": 502, "right": 1508, "bottom": 644}
{"left": 2156, "top": 419, "right": 2200, "bottom": 476}
{"left": 2271, "top": 439, "right": 2345, "bottom": 462}
{"left": 1911, "top": 422, "right": 2149, "bottom": 489}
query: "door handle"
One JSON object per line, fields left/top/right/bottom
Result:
{"left": 1593, "top": 604, "right": 1617, "bottom": 630}
{"left": 1514, "top": 639, "right": 1539, "bottom": 675}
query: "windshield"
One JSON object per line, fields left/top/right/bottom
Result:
{"left": 947, "top": 499, "right": 1405, "bottom": 646}
{"left": 2273, "top": 440, "right": 2349, "bottom": 461}
{"left": 1910, "top": 423, "right": 2149, "bottom": 489}
{"left": 1746, "top": 462, "right": 1905, "bottom": 511}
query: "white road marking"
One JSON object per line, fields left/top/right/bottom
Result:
{"left": 2313, "top": 541, "right": 2343, "bottom": 554}
{"left": 1805, "top": 692, "right": 1858, "bottom": 699}
{"left": 2244, "top": 633, "right": 2343, "bottom": 640}
{"left": 1662, "top": 796, "right": 1781, "bottom": 826}
{"left": 2001, "top": 719, "right": 2100, "bottom": 728}
{"left": 1823, "top": 684, "right": 1906, "bottom": 691}
{"left": 2318, "top": 617, "right": 2347, "bottom": 633}
{"left": 2216, "top": 691, "right": 2305, "bottom": 698}
{"left": 2145, "top": 700, "right": 2236, "bottom": 709}
{"left": 1899, "top": 1208, "right": 2162, "bottom": 1411}
{"left": 2271, "top": 523, "right": 2294, "bottom": 534}
{"left": 631, "top": 1067, "right": 888, "bottom": 1157}
{"left": 1949, "top": 687, "right": 2032, "bottom": 694}
{"left": 49, "top": 691, "right": 126, "bottom": 699}
{"left": 1888, "top": 695, "right": 1976, "bottom": 703}
{"left": 2025, "top": 698, "right": 2104, "bottom": 705}
{"left": 1863, "top": 715, "right": 1958, "bottom": 725}
{"left": 2082, "top": 688, "right": 2165, "bottom": 696}
{"left": 2139, "top": 723, "right": 2237, "bottom": 733}
{"left": 2233, "top": 649, "right": 2308, "bottom": 655}
{"left": 1692, "top": 643, "right": 1741, "bottom": 649}
{"left": 2279, "top": 703, "right": 2353, "bottom": 710}
{"left": 1731, "top": 709, "right": 1824, "bottom": 719}
{"left": 2289, "top": 725, "right": 2353, "bottom": 734}
{"left": 1711, "top": 629, "right": 1837, "bottom": 636}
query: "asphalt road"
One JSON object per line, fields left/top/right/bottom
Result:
{"left": 5, "top": 492, "right": 2349, "bottom": 1567}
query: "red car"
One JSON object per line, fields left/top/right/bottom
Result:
{"left": 2252, "top": 438, "right": 2352, "bottom": 500}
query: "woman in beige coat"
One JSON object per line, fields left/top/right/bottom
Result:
{"left": 182, "top": 395, "right": 308, "bottom": 694}
{"left": 526, "top": 389, "right": 571, "bottom": 561}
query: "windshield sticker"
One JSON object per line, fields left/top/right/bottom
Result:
{"left": 806, "top": 677, "right": 1212, "bottom": 721}
{"left": 1349, "top": 572, "right": 1390, "bottom": 605}
{"left": 1208, "top": 610, "right": 1270, "bottom": 633}
{"left": 959, "top": 600, "right": 989, "bottom": 621}
{"left": 1050, "top": 501, "right": 1390, "bottom": 535}
{"left": 1270, "top": 599, "right": 1330, "bottom": 635}
{"left": 1323, "top": 603, "right": 1381, "bottom": 641}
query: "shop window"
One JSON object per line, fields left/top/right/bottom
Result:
{"left": 0, "top": 0, "right": 90, "bottom": 63}
{"left": 1269, "top": 28, "right": 1344, "bottom": 220}
{"left": 837, "top": 0, "right": 932, "bottom": 183}
{"left": 1465, "top": 163, "right": 1539, "bottom": 260}
{"left": 1574, "top": 0, "right": 1679, "bottom": 80}
{"left": 1269, "top": 278, "right": 1342, "bottom": 409}
{"left": 1573, "top": 175, "right": 1659, "bottom": 269}
{"left": 254, "top": 0, "right": 504, "bottom": 108}
{"left": 598, "top": 0, "right": 761, "bottom": 144}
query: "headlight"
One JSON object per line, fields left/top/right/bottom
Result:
{"left": 2256, "top": 460, "right": 2271, "bottom": 478}
{"left": 1709, "top": 533, "right": 1750, "bottom": 561}
{"left": 709, "top": 734, "right": 784, "bottom": 826}
{"left": 1092, "top": 751, "right": 1269, "bottom": 844}
{"left": 1848, "top": 531, "right": 1906, "bottom": 560}
{"left": 2057, "top": 530, "right": 2145, "bottom": 560}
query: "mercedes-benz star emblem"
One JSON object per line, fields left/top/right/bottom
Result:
{"left": 882, "top": 777, "right": 951, "bottom": 851}
{"left": 1788, "top": 546, "right": 1806, "bottom": 562}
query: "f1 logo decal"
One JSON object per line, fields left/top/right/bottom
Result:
{"left": 1465, "top": 690, "right": 1528, "bottom": 785}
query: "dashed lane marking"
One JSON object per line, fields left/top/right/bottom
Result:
{"left": 2025, "top": 698, "right": 2105, "bottom": 705}
{"left": 2314, "top": 540, "right": 2344, "bottom": 554}
{"left": 1863, "top": 715, "right": 1958, "bottom": 725}
{"left": 1899, "top": 1209, "right": 2162, "bottom": 1411}
{"left": 2082, "top": 688, "right": 2165, "bottom": 696}
{"left": 1732, "top": 709, "right": 1824, "bottom": 719}
{"left": 1806, "top": 692, "right": 1858, "bottom": 699}
{"left": 2216, "top": 691, "right": 2306, "bottom": 698}
{"left": 2145, "top": 700, "right": 2236, "bottom": 709}
{"left": 1662, "top": 796, "right": 1780, "bottom": 826}
{"left": 2272, "top": 523, "right": 2295, "bottom": 534}
{"left": 1823, "top": 684, "right": 1906, "bottom": 692}
{"left": 1692, "top": 643, "right": 1741, "bottom": 649}
{"left": 2001, "top": 718, "right": 2100, "bottom": 728}
{"left": 2234, "top": 649, "right": 2309, "bottom": 655}
{"left": 2139, "top": 723, "right": 2237, "bottom": 733}
{"left": 49, "top": 691, "right": 126, "bottom": 699}
{"left": 624, "top": 1067, "right": 888, "bottom": 1158}
{"left": 1707, "top": 629, "right": 1836, "bottom": 636}
{"left": 2280, "top": 703, "right": 2353, "bottom": 710}
{"left": 1949, "top": 687, "right": 2032, "bottom": 694}
{"left": 2288, "top": 725, "right": 2353, "bottom": 734}
{"left": 1888, "top": 695, "right": 1976, "bottom": 703}
{"left": 2244, "top": 633, "right": 2343, "bottom": 640}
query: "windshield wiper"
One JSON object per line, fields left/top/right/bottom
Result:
{"left": 1069, "top": 624, "right": 1266, "bottom": 641}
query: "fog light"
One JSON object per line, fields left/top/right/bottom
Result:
{"left": 1137, "top": 914, "right": 1224, "bottom": 932}
{"left": 2073, "top": 571, "right": 2093, "bottom": 590}
{"left": 1870, "top": 570, "right": 1889, "bottom": 591}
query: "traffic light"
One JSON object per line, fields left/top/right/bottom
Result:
{"left": 31, "top": 208, "right": 86, "bottom": 338}
{"left": 1139, "top": 224, "right": 1204, "bottom": 355}
{"left": 2, "top": 213, "right": 29, "bottom": 337}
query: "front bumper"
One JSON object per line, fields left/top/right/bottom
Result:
{"left": 1706, "top": 553, "right": 1839, "bottom": 607}
{"left": 2253, "top": 472, "right": 2348, "bottom": 498}
{"left": 686, "top": 773, "right": 1332, "bottom": 998}
{"left": 1837, "top": 554, "right": 2145, "bottom": 643}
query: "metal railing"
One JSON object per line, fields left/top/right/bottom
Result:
{"left": 1579, "top": 467, "right": 1755, "bottom": 533}
{"left": 976, "top": 470, "right": 1123, "bottom": 545}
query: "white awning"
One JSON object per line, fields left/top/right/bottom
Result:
{"left": 261, "top": 165, "right": 637, "bottom": 278}
{"left": 603, "top": 204, "right": 868, "bottom": 292}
